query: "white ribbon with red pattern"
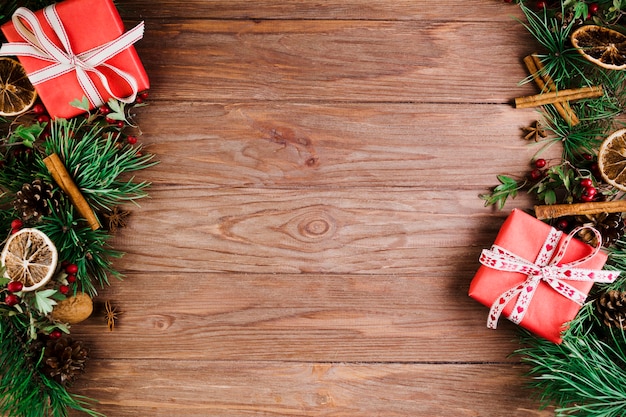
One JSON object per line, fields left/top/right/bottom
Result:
{"left": 0, "top": 5, "right": 144, "bottom": 108}
{"left": 479, "top": 226, "right": 618, "bottom": 329}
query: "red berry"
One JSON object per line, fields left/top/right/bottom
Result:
{"left": 116, "top": 121, "right": 125, "bottom": 129}
{"left": 105, "top": 116, "right": 116, "bottom": 124}
{"left": 557, "top": 219, "right": 569, "bottom": 230}
{"left": 589, "top": 2, "right": 599, "bottom": 14}
{"left": 127, "top": 135, "right": 138, "bottom": 145}
{"left": 36, "top": 114, "right": 50, "bottom": 124}
{"left": 99, "top": 106, "right": 111, "bottom": 114}
{"left": 10, "top": 219, "right": 23, "bottom": 230}
{"left": 534, "top": 158, "right": 547, "bottom": 168}
{"left": 4, "top": 294, "right": 19, "bottom": 306}
{"left": 49, "top": 330, "right": 62, "bottom": 339}
{"left": 65, "top": 263, "right": 78, "bottom": 275}
{"left": 536, "top": 0, "right": 547, "bottom": 8}
{"left": 67, "top": 274, "right": 76, "bottom": 283}
{"left": 580, "top": 178, "right": 593, "bottom": 187}
{"left": 581, "top": 194, "right": 594, "bottom": 202}
{"left": 139, "top": 91, "right": 149, "bottom": 100}
{"left": 529, "top": 169, "right": 543, "bottom": 181}
{"left": 582, "top": 153, "right": 594, "bottom": 161}
{"left": 7, "top": 281, "right": 23, "bottom": 293}
{"left": 135, "top": 97, "right": 144, "bottom": 104}
{"left": 32, "top": 103, "right": 46, "bottom": 115}
{"left": 584, "top": 186, "right": 597, "bottom": 196}
{"left": 59, "top": 285, "right": 70, "bottom": 295}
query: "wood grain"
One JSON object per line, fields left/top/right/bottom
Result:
{"left": 138, "top": 20, "right": 537, "bottom": 103}
{"left": 138, "top": 102, "right": 540, "bottom": 189}
{"left": 121, "top": 0, "right": 523, "bottom": 21}
{"left": 57, "top": 0, "right": 561, "bottom": 415}
{"left": 71, "top": 361, "right": 553, "bottom": 417}
{"left": 70, "top": 271, "right": 526, "bottom": 362}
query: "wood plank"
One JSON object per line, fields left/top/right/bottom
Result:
{"left": 120, "top": 0, "right": 524, "bottom": 22}
{"left": 107, "top": 188, "right": 533, "bottom": 274}
{"left": 70, "top": 271, "right": 525, "bottom": 362}
{"left": 137, "top": 102, "right": 543, "bottom": 189}
{"left": 70, "top": 361, "right": 553, "bottom": 417}
{"left": 137, "top": 20, "right": 538, "bottom": 103}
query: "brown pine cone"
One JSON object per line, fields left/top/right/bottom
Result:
{"left": 595, "top": 290, "right": 626, "bottom": 329}
{"left": 575, "top": 212, "right": 625, "bottom": 247}
{"left": 13, "top": 179, "right": 58, "bottom": 222}
{"left": 42, "top": 337, "right": 89, "bottom": 385}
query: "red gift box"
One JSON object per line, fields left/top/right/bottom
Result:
{"left": 0, "top": 0, "right": 149, "bottom": 119}
{"left": 469, "top": 209, "right": 617, "bottom": 344}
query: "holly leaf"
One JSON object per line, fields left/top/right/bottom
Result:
{"left": 33, "top": 289, "right": 58, "bottom": 315}
{"left": 0, "top": 276, "right": 10, "bottom": 287}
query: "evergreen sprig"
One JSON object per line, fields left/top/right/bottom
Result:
{"left": 517, "top": 328, "right": 626, "bottom": 417}
{"left": 43, "top": 118, "right": 157, "bottom": 211}
{"left": 38, "top": 197, "right": 123, "bottom": 297}
{"left": 0, "top": 316, "right": 103, "bottom": 417}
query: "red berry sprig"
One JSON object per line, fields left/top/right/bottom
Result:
{"left": 4, "top": 293, "right": 20, "bottom": 306}
{"left": 10, "top": 219, "right": 23, "bottom": 234}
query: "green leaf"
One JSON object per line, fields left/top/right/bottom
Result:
{"left": 480, "top": 175, "right": 524, "bottom": 210}
{"left": 544, "top": 189, "right": 557, "bottom": 205}
{"left": 33, "top": 289, "right": 58, "bottom": 315}
{"left": 573, "top": 1, "right": 588, "bottom": 19}
{"left": 70, "top": 96, "right": 90, "bottom": 111}
{"left": 11, "top": 124, "right": 45, "bottom": 147}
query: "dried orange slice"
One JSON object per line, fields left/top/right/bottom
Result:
{"left": 0, "top": 58, "right": 37, "bottom": 116}
{"left": 1, "top": 228, "right": 58, "bottom": 292}
{"left": 571, "top": 25, "right": 626, "bottom": 70}
{"left": 598, "top": 128, "right": 626, "bottom": 191}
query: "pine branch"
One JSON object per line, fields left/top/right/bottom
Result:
{"left": 38, "top": 197, "right": 123, "bottom": 297}
{"left": 517, "top": 328, "right": 626, "bottom": 417}
{"left": 42, "top": 118, "right": 157, "bottom": 211}
{"left": 0, "top": 316, "right": 103, "bottom": 417}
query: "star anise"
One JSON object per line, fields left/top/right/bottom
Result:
{"left": 102, "top": 206, "right": 130, "bottom": 232}
{"left": 522, "top": 120, "right": 547, "bottom": 142}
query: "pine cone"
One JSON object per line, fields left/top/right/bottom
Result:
{"left": 596, "top": 290, "right": 626, "bottom": 329}
{"left": 574, "top": 212, "right": 625, "bottom": 247}
{"left": 42, "top": 337, "right": 89, "bottom": 385}
{"left": 13, "top": 179, "right": 58, "bottom": 222}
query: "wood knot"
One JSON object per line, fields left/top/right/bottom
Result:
{"left": 300, "top": 219, "right": 330, "bottom": 237}
{"left": 296, "top": 211, "right": 335, "bottom": 241}
{"left": 148, "top": 315, "right": 174, "bottom": 331}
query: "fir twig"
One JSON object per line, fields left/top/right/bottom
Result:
{"left": 0, "top": 316, "right": 103, "bottom": 417}
{"left": 517, "top": 329, "right": 626, "bottom": 417}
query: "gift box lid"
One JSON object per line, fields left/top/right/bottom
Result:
{"left": 469, "top": 208, "right": 610, "bottom": 344}
{"left": 1, "top": 0, "right": 149, "bottom": 119}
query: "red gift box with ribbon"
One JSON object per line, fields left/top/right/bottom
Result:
{"left": 469, "top": 208, "right": 618, "bottom": 344}
{"left": 0, "top": 0, "right": 149, "bottom": 119}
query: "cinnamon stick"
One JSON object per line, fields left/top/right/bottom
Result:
{"left": 44, "top": 153, "right": 100, "bottom": 230}
{"left": 535, "top": 201, "right": 626, "bottom": 220}
{"left": 515, "top": 85, "right": 603, "bottom": 108}
{"left": 523, "top": 55, "right": 579, "bottom": 126}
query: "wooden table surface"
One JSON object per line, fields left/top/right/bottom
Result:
{"left": 67, "top": 1, "right": 556, "bottom": 415}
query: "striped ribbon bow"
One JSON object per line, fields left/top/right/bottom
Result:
{"left": 479, "top": 226, "right": 618, "bottom": 329}
{"left": 0, "top": 5, "right": 144, "bottom": 108}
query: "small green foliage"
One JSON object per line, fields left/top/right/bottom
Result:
{"left": 481, "top": 175, "right": 525, "bottom": 209}
{"left": 32, "top": 289, "right": 58, "bottom": 315}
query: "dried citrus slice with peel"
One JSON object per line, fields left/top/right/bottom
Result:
{"left": 571, "top": 25, "right": 626, "bottom": 70}
{"left": 1, "top": 228, "right": 58, "bottom": 292}
{"left": 598, "top": 128, "right": 626, "bottom": 191}
{"left": 0, "top": 58, "right": 37, "bottom": 116}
